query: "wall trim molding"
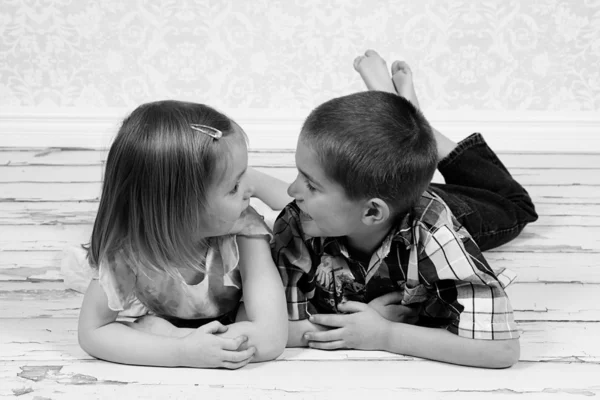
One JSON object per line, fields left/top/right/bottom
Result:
{"left": 1, "top": 108, "right": 599, "bottom": 152}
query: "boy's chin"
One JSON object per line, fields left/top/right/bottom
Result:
{"left": 300, "top": 219, "right": 331, "bottom": 238}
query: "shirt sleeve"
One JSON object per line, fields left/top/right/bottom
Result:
{"left": 60, "top": 245, "right": 99, "bottom": 293}
{"left": 418, "top": 222, "right": 520, "bottom": 340}
{"left": 98, "top": 251, "right": 140, "bottom": 312}
{"left": 229, "top": 207, "right": 273, "bottom": 240}
{"left": 236, "top": 206, "right": 273, "bottom": 240}
{"left": 271, "top": 204, "right": 317, "bottom": 321}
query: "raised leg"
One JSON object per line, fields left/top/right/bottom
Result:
{"left": 353, "top": 50, "right": 538, "bottom": 250}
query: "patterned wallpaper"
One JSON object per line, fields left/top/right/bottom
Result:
{"left": 1, "top": 0, "right": 599, "bottom": 112}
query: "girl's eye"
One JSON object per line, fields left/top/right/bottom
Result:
{"left": 230, "top": 182, "right": 240, "bottom": 194}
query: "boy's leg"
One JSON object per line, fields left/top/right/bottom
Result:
{"left": 390, "top": 61, "right": 538, "bottom": 250}
{"left": 429, "top": 133, "right": 538, "bottom": 251}
{"left": 355, "top": 52, "right": 457, "bottom": 160}
{"left": 354, "top": 50, "right": 397, "bottom": 93}
{"left": 355, "top": 51, "right": 538, "bottom": 251}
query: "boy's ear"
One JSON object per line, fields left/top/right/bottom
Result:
{"left": 362, "top": 198, "right": 391, "bottom": 226}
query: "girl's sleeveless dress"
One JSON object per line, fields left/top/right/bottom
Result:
{"left": 61, "top": 207, "right": 271, "bottom": 322}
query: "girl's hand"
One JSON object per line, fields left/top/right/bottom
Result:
{"left": 178, "top": 321, "right": 256, "bottom": 369}
{"left": 368, "top": 291, "right": 420, "bottom": 324}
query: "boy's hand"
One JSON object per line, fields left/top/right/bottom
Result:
{"left": 304, "top": 302, "right": 391, "bottom": 351}
{"left": 178, "top": 321, "right": 256, "bottom": 369}
{"left": 368, "top": 291, "right": 420, "bottom": 324}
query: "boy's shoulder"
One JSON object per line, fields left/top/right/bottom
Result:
{"left": 407, "top": 190, "right": 456, "bottom": 230}
{"left": 393, "top": 189, "right": 469, "bottom": 250}
{"left": 274, "top": 202, "right": 302, "bottom": 229}
{"left": 274, "top": 202, "right": 326, "bottom": 239}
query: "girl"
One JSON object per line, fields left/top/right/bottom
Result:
{"left": 77, "top": 100, "right": 289, "bottom": 369}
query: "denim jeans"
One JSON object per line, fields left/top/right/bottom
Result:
{"left": 429, "top": 133, "right": 538, "bottom": 251}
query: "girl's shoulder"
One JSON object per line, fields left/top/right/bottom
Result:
{"left": 229, "top": 206, "right": 273, "bottom": 239}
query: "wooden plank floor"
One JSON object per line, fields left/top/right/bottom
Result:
{"left": 1, "top": 148, "right": 599, "bottom": 399}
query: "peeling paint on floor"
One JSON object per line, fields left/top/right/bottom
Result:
{"left": 18, "top": 365, "right": 62, "bottom": 382}
{"left": 12, "top": 386, "right": 34, "bottom": 396}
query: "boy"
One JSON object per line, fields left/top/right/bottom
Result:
{"left": 272, "top": 50, "right": 538, "bottom": 368}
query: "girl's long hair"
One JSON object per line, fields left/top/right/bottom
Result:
{"left": 88, "top": 100, "right": 240, "bottom": 277}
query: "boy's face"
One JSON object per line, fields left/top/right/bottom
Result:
{"left": 288, "top": 140, "right": 366, "bottom": 238}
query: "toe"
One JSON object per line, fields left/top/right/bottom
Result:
{"left": 353, "top": 55, "right": 365, "bottom": 71}
{"left": 364, "top": 49, "right": 381, "bottom": 58}
{"left": 391, "top": 60, "right": 411, "bottom": 76}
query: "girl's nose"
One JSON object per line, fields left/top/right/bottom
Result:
{"left": 244, "top": 184, "right": 254, "bottom": 199}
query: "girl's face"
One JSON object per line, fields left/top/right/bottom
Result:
{"left": 201, "top": 134, "right": 253, "bottom": 237}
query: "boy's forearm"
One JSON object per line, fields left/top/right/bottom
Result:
{"left": 79, "top": 322, "right": 183, "bottom": 367}
{"left": 247, "top": 167, "right": 292, "bottom": 210}
{"left": 381, "top": 322, "right": 520, "bottom": 369}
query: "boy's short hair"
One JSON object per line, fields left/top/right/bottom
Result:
{"left": 300, "top": 91, "right": 437, "bottom": 215}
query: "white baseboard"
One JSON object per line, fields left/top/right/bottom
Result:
{"left": 1, "top": 108, "right": 599, "bottom": 152}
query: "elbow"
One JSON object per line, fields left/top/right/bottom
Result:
{"left": 255, "top": 339, "right": 286, "bottom": 362}
{"left": 256, "top": 325, "right": 288, "bottom": 362}
{"left": 78, "top": 328, "right": 96, "bottom": 358}
{"left": 269, "top": 328, "right": 288, "bottom": 359}
{"left": 490, "top": 338, "right": 520, "bottom": 369}
{"left": 252, "top": 335, "right": 286, "bottom": 362}
{"left": 77, "top": 321, "right": 110, "bottom": 360}
{"left": 252, "top": 320, "right": 288, "bottom": 362}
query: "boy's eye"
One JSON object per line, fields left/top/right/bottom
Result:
{"left": 230, "top": 182, "right": 240, "bottom": 194}
{"left": 304, "top": 179, "right": 316, "bottom": 192}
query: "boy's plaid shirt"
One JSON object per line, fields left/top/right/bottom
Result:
{"left": 272, "top": 191, "right": 520, "bottom": 340}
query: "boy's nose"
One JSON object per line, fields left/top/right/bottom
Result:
{"left": 287, "top": 178, "right": 299, "bottom": 199}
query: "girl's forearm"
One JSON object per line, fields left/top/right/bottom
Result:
{"left": 233, "top": 237, "right": 288, "bottom": 361}
{"left": 79, "top": 321, "right": 184, "bottom": 367}
{"left": 381, "top": 322, "right": 520, "bottom": 369}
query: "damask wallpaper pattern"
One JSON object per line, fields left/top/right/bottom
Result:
{"left": 1, "top": 0, "right": 599, "bottom": 111}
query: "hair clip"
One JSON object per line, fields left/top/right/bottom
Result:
{"left": 190, "top": 124, "right": 222, "bottom": 139}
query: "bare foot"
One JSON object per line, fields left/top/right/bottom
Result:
{"left": 353, "top": 49, "right": 396, "bottom": 94}
{"left": 391, "top": 60, "right": 420, "bottom": 109}
{"left": 390, "top": 60, "right": 457, "bottom": 160}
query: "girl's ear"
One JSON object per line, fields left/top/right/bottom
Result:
{"left": 361, "top": 198, "right": 390, "bottom": 226}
